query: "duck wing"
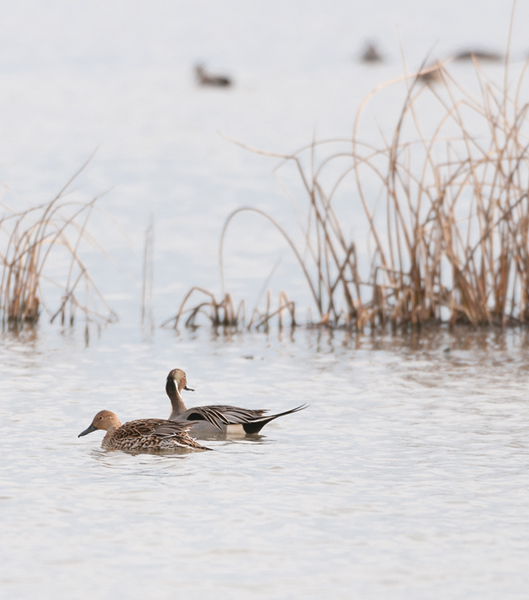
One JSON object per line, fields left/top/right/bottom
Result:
{"left": 181, "top": 405, "right": 268, "bottom": 429}
{"left": 181, "top": 403, "right": 308, "bottom": 432}
{"left": 116, "top": 418, "right": 191, "bottom": 438}
{"left": 116, "top": 419, "right": 209, "bottom": 449}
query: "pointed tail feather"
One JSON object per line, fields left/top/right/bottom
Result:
{"left": 242, "top": 403, "right": 308, "bottom": 435}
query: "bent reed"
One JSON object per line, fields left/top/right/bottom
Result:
{"left": 0, "top": 155, "right": 116, "bottom": 327}
{"left": 167, "top": 50, "right": 529, "bottom": 331}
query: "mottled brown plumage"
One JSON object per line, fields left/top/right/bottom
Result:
{"left": 78, "top": 410, "right": 210, "bottom": 452}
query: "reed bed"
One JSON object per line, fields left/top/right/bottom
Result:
{"left": 163, "top": 285, "right": 296, "bottom": 330}
{"left": 0, "top": 159, "right": 117, "bottom": 327}
{"left": 168, "top": 51, "right": 529, "bottom": 331}
{"left": 162, "top": 287, "right": 244, "bottom": 328}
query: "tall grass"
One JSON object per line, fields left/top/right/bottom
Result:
{"left": 168, "top": 49, "right": 529, "bottom": 331}
{"left": 0, "top": 158, "right": 117, "bottom": 327}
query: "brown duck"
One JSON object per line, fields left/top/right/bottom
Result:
{"left": 165, "top": 368, "right": 307, "bottom": 436}
{"left": 78, "top": 410, "right": 210, "bottom": 451}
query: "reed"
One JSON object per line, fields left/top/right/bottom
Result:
{"left": 169, "top": 45, "right": 529, "bottom": 330}
{"left": 0, "top": 157, "right": 117, "bottom": 326}
{"left": 162, "top": 284, "right": 297, "bottom": 331}
{"left": 141, "top": 214, "right": 154, "bottom": 327}
{"left": 162, "top": 287, "right": 244, "bottom": 328}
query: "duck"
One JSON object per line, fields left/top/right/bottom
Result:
{"left": 195, "top": 63, "right": 232, "bottom": 87}
{"left": 453, "top": 49, "right": 503, "bottom": 62}
{"left": 359, "top": 42, "right": 383, "bottom": 63}
{"left": 78, "top": 410, "right": 210, "bottom": 452}
{"left": 417, "top": 61, "right": 442, "bottom": 84}
{"left": 165, "top": 368, "right": 307, "bottom": 436}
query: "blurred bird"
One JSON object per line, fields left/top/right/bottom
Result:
{"left": 195, "top": 63, "right": 232, "bottom": 87}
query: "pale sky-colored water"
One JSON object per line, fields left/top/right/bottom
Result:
{"left": 0, "top": 0, "right": 527, "bottom": 322}
{"left": 1, "top": 2, "right": 529, "bottom": 599}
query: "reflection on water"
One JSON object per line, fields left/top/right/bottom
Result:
{"left": 1, "top": 323, "right": 529, "bottom": 599}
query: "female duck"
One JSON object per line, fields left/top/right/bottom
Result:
{"left": 78, "top": 410, "right": 210, "bottom": 452}
{"left": 165, "top": 368, "right": 307, "bottom": 436}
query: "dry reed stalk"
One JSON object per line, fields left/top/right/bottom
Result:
{"left": 0, "top": 158, "right": 117, "bottom": 326}
{"left": 247, "top": 290, "right": 296, "bottom": 330}
{"left": 141, "top": 214, "right": 154, "bottom": 326}
{"left": 170, "top": 27, "right": 529, "bottom": 330}
{"left": 162, "top": 284, "right": 297, "bottom": 330}
{"left": 161, "top": 287, "right": 244, "bottom": 328}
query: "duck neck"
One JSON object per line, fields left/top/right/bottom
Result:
{"left": 102, "top": 431, "right": 113, "bottom": 448}
{"left": 166, "top": 378, "right": 188, "bottom": 419}
{"left": 102, "top": 422, "right": 120, "bottom": 448}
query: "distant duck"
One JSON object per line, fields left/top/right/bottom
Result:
{"left": 453, "top": 49, "right": 503, "bottom": 62}
{"left": 78, "top": 410, "right": 210, "bottom": 452}
{"left": 165, "top": 368, "right": 307, "bottom": 436}
{"left": 195, "top": 64, "right": 232, "bottom": 87}
{"left": 360, "top": 42, "right": 383, "bottom": 63}
{"left": 417, "top": 61, "right": 442, "bottom": 84}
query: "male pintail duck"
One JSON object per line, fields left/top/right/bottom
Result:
{"left": 165, "top": 368, "right": 307, "bottom": 436}
{"left": 78, "top": 410, "right": 210, "bottom": 452}
{"left": 195, "top": 64, "right": 232, "bottom": 87}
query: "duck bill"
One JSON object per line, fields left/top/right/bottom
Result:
{"left": 184, "top": 386, "right": 195, "bottom": 392}
{"left": 78, "top": 423, "right": 98, "bottom": 438}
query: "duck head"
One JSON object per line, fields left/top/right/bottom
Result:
{"left": 78, "top": 410, "right": 121, "bottom": 438}
{"left": 166, "top": 368, "right": 194, "bottom": 393}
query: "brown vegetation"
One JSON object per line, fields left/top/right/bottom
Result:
{"left": 168, "top": 49, "right": 529, "bottom": 331}
{"left": 0, "top": 157, "right": 117, "bottom": 327}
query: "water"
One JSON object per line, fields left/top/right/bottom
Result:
{"left": 2, "top": 324, "right": 529, "bottom": 599}
{"left": 2, "top": 1, "right": 529, "bottom": 598}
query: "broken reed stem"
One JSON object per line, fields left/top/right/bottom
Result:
{"left": 162, "top": 285, "right": 295, "bottom": 331}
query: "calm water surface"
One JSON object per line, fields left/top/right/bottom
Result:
{"left": 1, "top": 324, "right": 529, "bottom": 599}
{"left": 1, "top": 1, "right": 529, "bottom": 598}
